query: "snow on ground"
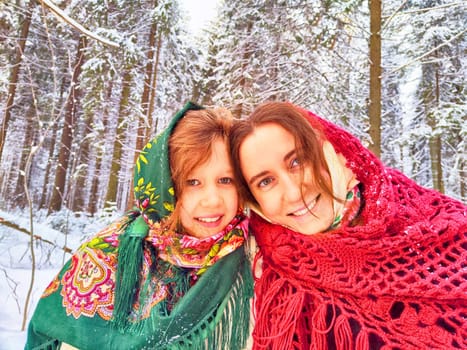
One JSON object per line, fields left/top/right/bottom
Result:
{"left": 0, "top": 209, "right": 117, "bottom": 350}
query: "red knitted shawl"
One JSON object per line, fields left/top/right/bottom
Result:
{"left": 251, "top": 110, "right": 467, "bottom": 350}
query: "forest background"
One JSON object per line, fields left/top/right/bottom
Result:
{"left": 0, "top": 0, "right": 465, "bottom": 347}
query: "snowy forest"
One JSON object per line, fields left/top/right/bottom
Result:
{"left": 0, "top": 0, "right": 466, "bottom": 344}
{"left": 1, "top": 0, "right": 466, "bottom": 216}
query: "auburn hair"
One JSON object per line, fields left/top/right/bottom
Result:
{"left": 167, "top": 107, "right": 235, "bottom": 229}
{"left": 229, "top": 101, "right": 334, "bottom": 206}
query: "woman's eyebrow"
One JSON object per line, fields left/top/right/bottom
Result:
{"left": 248, "top": 171, "right": 269, "bottom": 186}
{"left": 283, "top": 149, "right": 295, "bottom": 163}
{"left": 247, "top": 149, "right": 296, "bottom": 185}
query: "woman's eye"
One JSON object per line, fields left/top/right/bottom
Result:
{"left": 291, "top": 158, "right": 300, "bottom": 168}
{"left": 186, "top": 179, "right": 200, "bottom": 186}
{"left": 258, "top": 177, "right": 273, "bottom": 188}
{"left": 219, "top": 177, "right": 233, "bottom": 185}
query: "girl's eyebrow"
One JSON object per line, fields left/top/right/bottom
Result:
{"left": 247, "top": 149, "right": 296, "bottom": 186}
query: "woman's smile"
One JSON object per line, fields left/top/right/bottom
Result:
{"left": 239, "top": 123, "right": 334, "bottom": 235}
{"left": 288, "top": 195, "right": 319, "bottom": 217}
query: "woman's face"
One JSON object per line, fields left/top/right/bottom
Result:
{"left": 239, "top": 123, "right": 334, "bottom": 235}
{"left": 179, "top": 139, "right": 239, "bottom": 239}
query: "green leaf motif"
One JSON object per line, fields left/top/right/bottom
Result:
{"left": 183, "top": 248, "right": 198, "bottom": 255}
{"left": 209, "top": 244, "right": 220, "bottom": 258}
{"left": 149, "top": 193, "right": 160, "bottom": 205}
{"left": 163, "top": 202, "right": 174, "bottom": 212}
{"left": 135, "top": 177, "right": 146, "bottom": 192}
{"left": 136, "top": 147, "right": 149, "bottom": 174}
{"left": 85, "top": 236, "right": 115, "bottom": 252}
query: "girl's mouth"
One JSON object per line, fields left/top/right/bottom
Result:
{"left": 196, "top": 215, "right": 223, "bottom": 226}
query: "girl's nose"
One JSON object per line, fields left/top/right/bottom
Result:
{"left": 200, "top": 185, "right": 222, "bottom": 207}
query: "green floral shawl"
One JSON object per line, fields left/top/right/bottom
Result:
{"left": 25, "top": 102, "right": 253, "bottom": 350}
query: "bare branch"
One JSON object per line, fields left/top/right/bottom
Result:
{"left": 38, "top": 0, "right": 120, "bottom": 48}
{"left": 0, "top": 267, "right": 22, "bottom": 314}
{"left": 386, "top": 29, "right": 466, "bottom": 75}
{"left": 382, "top": 2, "right": 465, "bottom": 18}
{"left": 0, "top": 217, "right": 73, "bottom": 254}
{"left": 382, "top": 0, "right": 409, "bottom": 32}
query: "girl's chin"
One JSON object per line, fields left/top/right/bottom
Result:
{"left": 191, "top": 224, "right": 222, "bottom": 239}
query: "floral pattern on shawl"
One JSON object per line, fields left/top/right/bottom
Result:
{"left": 41, "top": 275, "right": 60, "bottom": 298}
{"left": 44, "top": 213, "right": 248, "bottom": 322}
{"left": 61, "top": 247, "right": 116, "bottom": 320}
{"left": 58, "top": 215, "right": 131, "bottom": 320}
{"left": 149, "top": 214, "right": 248, "bottom": 275}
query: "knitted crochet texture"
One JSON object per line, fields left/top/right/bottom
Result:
{"left": 251, "top": 109, "right": 467, "bottom": 350}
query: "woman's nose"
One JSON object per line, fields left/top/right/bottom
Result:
{"left": 282, "top": 174, "right": 302, "bottom": 203}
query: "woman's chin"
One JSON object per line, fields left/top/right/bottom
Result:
{"left": 282, "top": 216, "right": 333, "bottom": 235}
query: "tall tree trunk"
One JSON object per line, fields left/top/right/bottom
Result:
{"left": 39, "top": 120, "right": 59, "bottom": 209}
{"left": 368, "top": 0, "right": 382, "bottom": 158}
{"left": 39, "top": 69, "right": 68, "bottom": 209}
{"left": 14, "top": 105, "right": 36, "bottom": 208}
{"left": 233, "top": 21, "right": 254, "bottom": 119}
{"left": 127, "top": 10, "right": 159, "bottom": 210}
{"left": 460, "top": 150, "right": 466, "bottom": 200}
{"left": 104, "top": 69, "right": 132, "bottom": 210}
{"left": 88, "top": 82, "right": 113, "bottom": 215}
{"left": 1, "top": 1, "right": 34, "bottom": 162}
{"left": 141, "top": 7, "right": 158, "bottom": 127}
{"left": 70, "top": 113, "right": 93, "bottom": 212}
{"left": 428, "top": 126, "right": 443, "bottom": 192}
{"left": 147, "top": 32, "right": 163, "bottom": 135}
{"left": 427, "top": 51, "right": 444, "bottom": 193}
{"left": 88, "top": 146, "right": 103, "bottom": 215}
{"left": 48, "top": 36, "right": 87, "bottom": 214}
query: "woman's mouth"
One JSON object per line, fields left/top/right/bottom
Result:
{"left": 289, "top": 195, "right": 320, "bottom": 217}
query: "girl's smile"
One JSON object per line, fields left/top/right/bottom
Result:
{"left": 179, "top": 139, "right": 239, "bottom": 238}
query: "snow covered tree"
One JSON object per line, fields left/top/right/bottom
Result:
{"left": 48, "top": 35, "right": 87, "bottom": 213}
{"left": 382, "top": 0, "right": 466, "bottom": 200}
{"left": 1, "top": 0, "right": 464, "bottom": 215}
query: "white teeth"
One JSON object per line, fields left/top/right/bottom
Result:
{"left": 293, "top": 208, "right": 310, "bottom": 216}
{"left": 198, "top": 216, "right": 220, "bottom": 223}
{"left": 292, "top": 199, "right": 317, "bottom": 216}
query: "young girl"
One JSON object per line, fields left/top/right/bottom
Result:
{"left": 230, "top": 101, "right": 466, "bottom": 350}
{"left": 25, "top": 102, "right": 252, "bottom": 350}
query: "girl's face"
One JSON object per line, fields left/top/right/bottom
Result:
{"left": 179, "top": 139, "right": 239, "bottom": 239}
{"left": 239, "top": 123, "right": 334, "bottom": 235}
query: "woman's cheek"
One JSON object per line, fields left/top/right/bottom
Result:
{"left": 258, "top": 192, "right": 277, "bottom": 216}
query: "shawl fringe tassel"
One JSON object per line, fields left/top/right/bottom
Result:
{"left": 29, "top": 338, "right": 60, "bottom": 350}
{"left": 164, "top": 256, "right": 253, "bottom": 350}
{"left": 113, "top": 215, "right": 253, "bottom": 349}
{"left": 113, "top": 214, "right": 148, "bottom": 331}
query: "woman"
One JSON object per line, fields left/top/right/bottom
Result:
{"left": 26, "top": 102, "right": 252, "bottom": 350}
{"left": 230, "top": 101, "right": 466, "bottom": 350}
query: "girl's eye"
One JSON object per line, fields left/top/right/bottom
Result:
{"left": 219, "top": 177, "right": 234, "bottom": 185}
{"left": 258, "top": 177, "right": 273, "bottom": 188}
{"left": 186, "top": 179, "right": 200, "bottom": 186}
